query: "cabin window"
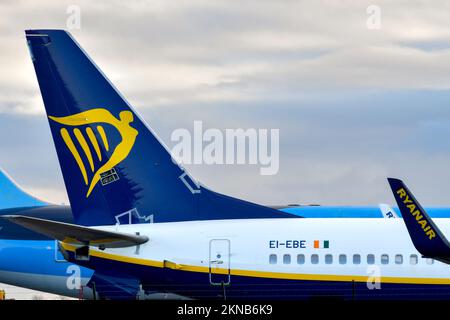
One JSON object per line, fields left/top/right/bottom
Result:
{"left": 339, "top": 254, "right": 347, "bottom": 264}
{"left": 311, "top": 254, "right": 319, "bottom": 264}
{"left": 426, "top": 258, "right": 434, "bottom": 265}
{"left": 269, "top": 254, "right": 277, "bottom": 264}
{"left": 297, "top": 254, "right": 305, "bottom": 265}
{"left": 325, "top": 254, "right": 333, "bottom": 264}
{"left": 381, "top": 254, "right": 389, "bottom": 265}
{"left": 283, "top": 254, "right": 291, "bottom": 265}
{"left": 353, "top": 254, "right": 361, "bottom": 265}
{"left": 395, "top": 254, "right": 403, "bottom": 264}
{"left": 367, "top": 254, "right": 375, "bottom": 265}
{"left": 410, "top": 254, "right": 418, "bottom": 265}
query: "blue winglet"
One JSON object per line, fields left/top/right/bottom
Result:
{"left": 387, "top": 178, "right": 450, "bottom": 262}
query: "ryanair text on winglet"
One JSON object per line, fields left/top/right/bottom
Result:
{"left": 396, "top": 188, "right": 436, "bottom": 240}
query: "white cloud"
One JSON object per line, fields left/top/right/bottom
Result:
{"left": 1, "top": 0, "right": 450, "bottom": 207}
{"left": 1, "top": 1, "right": 450, "bottom": 114}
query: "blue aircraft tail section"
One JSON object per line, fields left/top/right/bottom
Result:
{"left": 387, "top": 178, "right": 450, "bottom": 262}
{"left": 26, "top": 29, "right": 292, "bottom": 226}
{"left": 0, "top": 167, "right": 47, "bottom": 209}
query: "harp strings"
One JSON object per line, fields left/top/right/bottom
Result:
{"left": 60, "top": 126, "right": 109, "bottom": 186}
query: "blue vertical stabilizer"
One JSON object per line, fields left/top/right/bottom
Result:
{"left": 26, "top": 30, "right": 294, "bottom": 226}
{"left": 0, "top": 168, "right": 48, "bottom": 209}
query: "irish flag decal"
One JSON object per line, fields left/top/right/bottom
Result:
{"left": 314, "top": 240, "right": 329, "bottom": 249}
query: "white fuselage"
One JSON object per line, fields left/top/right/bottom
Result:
{"left": 91, "top": 218, "right": 450, "bottom": 282}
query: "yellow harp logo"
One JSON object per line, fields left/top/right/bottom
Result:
{"left": 49, "top": 108, "right": 139, "bottom": 198}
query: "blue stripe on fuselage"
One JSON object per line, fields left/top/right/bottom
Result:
{"left": 0, "top": 239, "right": 92, "bottom": 277}
{"left": 280, "top": 206, "right": 450, "bottom": 218}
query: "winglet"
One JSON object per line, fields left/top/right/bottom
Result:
{"left": 387, "top": 178, "right": 450, "bottom": 262}
{"left": 379, "top": 203, "right": 398, "bottom": 218}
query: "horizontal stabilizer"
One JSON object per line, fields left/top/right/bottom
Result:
{"left": 1, "top": 215, "right": 148, "bottom": 248}
{"left": 387, "top": 178, "right": 450, "bottom": 263}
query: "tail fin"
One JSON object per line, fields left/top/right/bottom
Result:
{"left": 0, "top": 167, "right": 48, "bottom": 209}
{"left": 387, "top": 178, "right": 450, "bottom": 262}
{"left": 26, "top": 30, "right": 292, "bottom": 226}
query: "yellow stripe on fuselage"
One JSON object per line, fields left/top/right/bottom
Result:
{"left": 60, "top": 243, "right": 450, "bottom": 285}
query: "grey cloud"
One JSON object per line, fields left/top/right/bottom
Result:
{"left": 0, "top": 1, "right": 450, "bottom": 207}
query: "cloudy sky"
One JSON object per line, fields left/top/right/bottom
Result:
{"left": 1, "top": 0, "right": 450, "bottom": 209}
